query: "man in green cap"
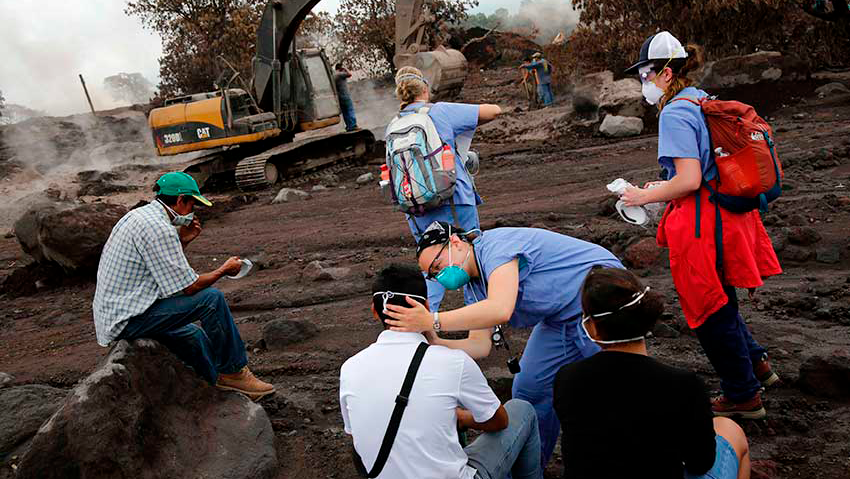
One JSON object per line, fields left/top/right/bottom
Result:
{"left": 92, "top": 172, "right": 275, "bottom": 400}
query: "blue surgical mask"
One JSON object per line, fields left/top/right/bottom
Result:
{"left": 435, "top": 243, "right": 471, "bottom": 290}
{"left": 158, "top": 199, "right": 194, "bottom": 227}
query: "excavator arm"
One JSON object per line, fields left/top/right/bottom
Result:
{"left": 253, "top": 0, "right": 468, "bottom": 111}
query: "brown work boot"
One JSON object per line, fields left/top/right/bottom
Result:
{"left": 216, "top": 367, "right": 275, "bottom": 401}
{"left": 753, "top": 353, "right": 780, "bottom": 387}
{"left": 712, "top": 392, "right": 766, "bottom": 420}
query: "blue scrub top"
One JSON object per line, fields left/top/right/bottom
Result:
{"left": 462, "top": 228, "right": 624, "bottom": 328}
{"left": 393, "top": 101, "right": 482, "bottom": 206}
{"left": 658, "top": 87, "right": 714, "bottom": 181}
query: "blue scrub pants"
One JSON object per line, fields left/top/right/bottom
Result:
{"left": 512, "top": 318, "right": 600, "bottom": 467}
{"left": 407, "top": 203, "right": 480, "bottom": 311}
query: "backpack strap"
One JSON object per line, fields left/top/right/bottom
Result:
{"left": 353, "top": 342, "right": 430, "bottom": 478}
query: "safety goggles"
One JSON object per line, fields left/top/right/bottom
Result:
{"left": 637, "top": 53, "right": 676, "bottom": 84}
{"left": 425, "top": 240, "right": 450, "bottom": 280}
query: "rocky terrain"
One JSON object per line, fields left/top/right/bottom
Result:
{"left": 0, "top": 60, "right": 849, "bottom": 478}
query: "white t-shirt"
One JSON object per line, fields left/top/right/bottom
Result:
{"left": 340, "top": 331, "right": 501, "bottom": 479}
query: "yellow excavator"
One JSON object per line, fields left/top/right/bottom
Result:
{"left": 148, "top": 0, "right": 468, "bottom": 191}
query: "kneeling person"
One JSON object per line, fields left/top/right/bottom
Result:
{"left": 92, "top": 172, "right": 274, "bottom": 400}
{"left": 340, "top": 264, "right": 542, "bottom": 479}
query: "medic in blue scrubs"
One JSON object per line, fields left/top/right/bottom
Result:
{"left": 389, "top": 66, "right": 502, "bottom": 311}
{"left": 384, "top": 221, "right": 625, "bottom": 466}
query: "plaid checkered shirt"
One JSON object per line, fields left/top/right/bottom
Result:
{"left": 92, "top": 201, "right": 199, "bottom": 346}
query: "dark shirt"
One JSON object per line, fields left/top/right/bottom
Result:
{"left": 334, "top": 70, "right": 351, "bottom": 98}
{"left": 554, "top": 351, "right": 716, "bottom": 479}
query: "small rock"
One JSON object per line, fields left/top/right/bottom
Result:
{"left": 356, "top": 172, "right": 374, "bottom": 184}
{"left": 798, "top": 350, "right": 850, "bottom": 400}
{"left": 599, "top": 115, "right": 644, "bottom": 138}
{"left": 302, "top": 260, "right": 350, "bottom": 281}
{"left": 246, "top": 251, "right": 272, "bottom": 270}
{"left": 816, "top": 247, "right": 840, "bottom": 264}
{"left": 651, "top": 322, "right": 680, "bottom": 339}
{"left": 272, "top": 188, "right": 310, "bottom": 204}
{"left": 814, "top": 82, "right": 850, "bottom": 97}
{"left": 311, "top": 185, "right": 328, "bottom": 191}
{"left": 262, "top": 319, "right": 320, "bottom": 351}
{"left": 751, "top": 459, "right": 779, "bottom": 479}
{"left": 624, "top": 238, "right": 662, "bottom": 269}
{"left": 321, "top": 174, "right": 340, "bottom": 186}
{"left": 0, "top": 372, "right": 14, "bottom": 388}
{"left": 791, "top": 112, "right": 808, "bottom": 120}
{"left": 3, "top": 230, "right": 13, "bottom": 239}
{"left": 786, "top": 226, "right": 821, "bottom": 246}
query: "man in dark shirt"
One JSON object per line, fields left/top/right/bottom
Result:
{"left": 334, "top": 62, "right": 358, "bottom": 132}
{"left": 553, "top": 267, "right": 751, "bottom": 479}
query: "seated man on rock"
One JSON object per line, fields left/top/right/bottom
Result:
{"left": 339, "top": 263, "right": 542, "bottom": 479}
{"left": 92, "top": 172, "right": 274, "bottom": 400}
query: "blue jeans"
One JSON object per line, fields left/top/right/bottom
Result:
{"left": 116, "top": 288, "right": 248, "bottom": 384}
{"left": 695, "top": 286, "right": 766, "bottom": 402}
{"left": 685, "top": 436, "right": 739, "bottom": 479}
{"left": 407, "top": 203, "right": 480, "bottom": 311}
{"left": 339, "top": 95, "right": 357, "bottom": 131}
{"left": 512, "top": 319, "right": 601, "bottom": 467}
{"left": 537, "top": 84, "right": 554, "bottom": 106}
{"left": 466, "top": 399, "right": 543, "bottom": 479}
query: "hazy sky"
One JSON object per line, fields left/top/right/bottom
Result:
{"left": 0, "top": 0, "right": 532, "bottom": 116}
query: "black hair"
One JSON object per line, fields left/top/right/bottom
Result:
{"left": 371, "top": 263, "right": 428, "bottom": 329}
{"left": 580, "top": 267, "right": 664, "bottom": 342}
{"left": 152, "top": 184, "right": 179, "bottom": 206}
{"left": 335, "top": 62, "right": 343, "bottom": 70}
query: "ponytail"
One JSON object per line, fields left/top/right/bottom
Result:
{"left": 658, "top": 43, "right": 705, "bottom": 112}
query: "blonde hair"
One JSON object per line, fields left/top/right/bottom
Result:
{"left": 658, "top": 43, "right": 705, "bottom": 112}
{"left": 395, "top": 66, "right": 429, "bottom": 110}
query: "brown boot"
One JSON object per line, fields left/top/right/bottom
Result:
{"left": 711, "top": 392, "right": 766, "bottom": 420}
{"left": 216, "top": 367, "right": 275, "bottom": 401}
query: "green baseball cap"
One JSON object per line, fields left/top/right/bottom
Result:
{"left": 155, "top": 172, "right": 212, "bottom": 206}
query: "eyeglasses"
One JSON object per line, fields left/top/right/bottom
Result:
{"left": 425, "top": 241, "right": 449, "bottom": 280}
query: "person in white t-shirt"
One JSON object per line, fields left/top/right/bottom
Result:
{"left": 340, "top": 264, "right": 542, "bottom": 479}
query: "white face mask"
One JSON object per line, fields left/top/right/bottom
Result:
{"left": 642, "top": 81, "right": 665, "bottom": 105}
{"left": 158, "top": 199, "right": 194, "bottom": 227}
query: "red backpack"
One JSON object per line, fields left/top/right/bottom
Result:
{"left": 675, "top": 97, "right": 784, "bottom": 213}
{"left": 674, "top": 96, "right": 784, "bottom": 278}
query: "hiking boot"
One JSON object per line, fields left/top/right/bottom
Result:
{"left": 753, "top": 353, "right": 780, "bottom": 387}
{"left": 712, "top": 393, "right": 766, "bottom": 420}
{"left": 216, "top": 367, "right": 275, "bottom": 401}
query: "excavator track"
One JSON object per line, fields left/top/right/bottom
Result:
{"left": 233, "top": 129, "right": 376, "bottom": 191}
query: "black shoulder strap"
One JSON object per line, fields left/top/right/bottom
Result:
{"left": 353, "top": 342, "right": 430, "bottom": 478}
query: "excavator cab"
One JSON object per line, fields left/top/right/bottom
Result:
{"left": 278, "top": 48, "right": 341, "bottom": 132}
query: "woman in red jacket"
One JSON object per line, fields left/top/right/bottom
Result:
{"left": 621, "top": 31, "right": 782, "bottom": 418}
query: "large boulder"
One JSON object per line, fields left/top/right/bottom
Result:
{"left": 624, "top": 237, "right": 662, "bottom": 269}
{"left": 16, "top": 340, "right": 278, "bottom": 479}
{"left": 572, "top": 70, "right": 613, "bottom": 114}
{"left": 599, "top": 78, "right": 646, "bottom": 118}
{"left": 0, "top": 385, "right": 67, "bottom": 461}
{"left": 13, "top": 203, "right": 128, "bottom": 274}
{"left": 599, "top": 115, "right": 644, "bottom": 138}
{"left": 699, "top": 51, "right": 807, "bottom": 90}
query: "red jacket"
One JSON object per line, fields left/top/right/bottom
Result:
{"left": 657, "top": 187, "right": 782, "bottom": 328}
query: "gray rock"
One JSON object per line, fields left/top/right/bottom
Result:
{"left": 271, "top": 188, "right": 310, "bottom": 203}
{"left": 599, "top": 78, "right": 646, "bottom": 118}
{"left": 815, "top": 82, "right": 850, "bottom": 97}
{"left": 16, "top": 340, "right": 278, "bottom": 479}
{"left": 699, "top": 51, "right": 806, "bottom": 90}
{"left": 786, "top": 226, "right": 822, "bottom": 246}
{"left": 302, "top": 260, "right": 350, "bottom": 281}
{"left": 311, "top": 185, "right": 328, "bottom": 191}
{"left": 13, "top": 203, "right": 128, "bottom": 274}
{"left": 816, "top": 247, "right": 840, "bottom": 264}
{"left": 651, "top": 322, "right": 681, "bottom": 339}
{"left": 572, "top": 87, "right": 599, "bottom": 114}
{"left": 599, "top": 115, "right": 644, "bottom": 138}
{"left": 356, "top": 172, "right": 375, "bottom": 184}
{"left": 0, "top": 385, "right": 66, "bottom": 461}
{"left": 0, "top": 372, "right": 13, "bottom": 388}
{"left": 261, "top": 319, "right": 320, "bottom": 351}
{"left": 782, "top": 245, "right": 814, "bottom": 262}
{"left": 798, "top": 350, "right": 850, "bottom": 400}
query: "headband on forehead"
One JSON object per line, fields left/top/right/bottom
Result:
{"left": 373, "top": 291, "right": 427, "bottom": 312}
{"left": 396, "top": 73, "right": 429, "bottom": 86}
